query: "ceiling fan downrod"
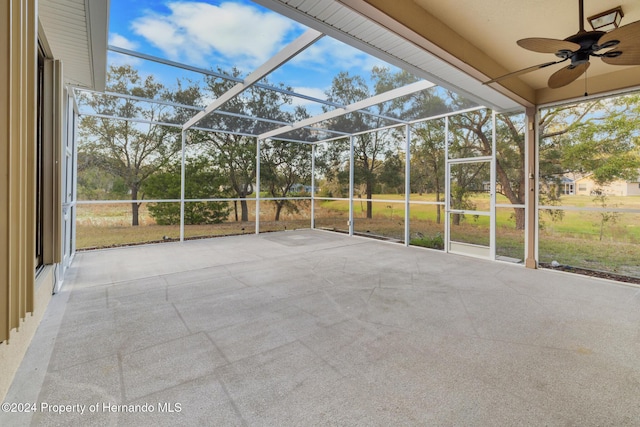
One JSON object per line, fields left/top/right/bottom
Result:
{"left": 578, "top": 0, "right": 585, "bottom": 33}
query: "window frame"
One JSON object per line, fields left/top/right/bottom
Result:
{"left": 35, "top": 42, "right": 45, "bottom": 271}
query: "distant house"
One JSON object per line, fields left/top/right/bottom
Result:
{"left": 575, "top": 174, "right": 640, "bottom": 196}
{"left": 559, "top": 176, "right": 575, "bottom": 195}
{"left": 539, "top": 175, "right": 575, "bottom": 196}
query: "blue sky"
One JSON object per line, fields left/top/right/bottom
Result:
{"left": 107, "top": 0, "right": 398, "bottom": 110}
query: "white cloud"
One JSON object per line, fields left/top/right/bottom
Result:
{"left": 291, "top": 86, "right": 328, "bottom": 105}
{"left": 292, "top": 37, "right": 388, "bottom": 73}
{"left": 107, "top": 33, "right": 143, "bottom": 67}
{"left": 109, "top": 33, "right": 138, "bottom": 50}
{"left": 284, "top": 86, "right": 332, "bottom": 117}
{"left": 131, "top": 1, "right": 297, "bottom": 69}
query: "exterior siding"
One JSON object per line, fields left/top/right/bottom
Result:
{"left": 575, "top": 176, "right": 640, "bottom": 196}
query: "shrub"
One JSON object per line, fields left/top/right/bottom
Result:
{"left": 410, "top": 233, "right": 444, "bottom": 250}
{"left": 144, "top": 157, "right": 230, "bottom": 225}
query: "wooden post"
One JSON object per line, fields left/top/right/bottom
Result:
{"left": 524, "top": 106, "right": 537, "bottom": 269}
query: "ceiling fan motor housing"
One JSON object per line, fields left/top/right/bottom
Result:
{"left": 564, "top": 30, "right": 605, "bottom": 65}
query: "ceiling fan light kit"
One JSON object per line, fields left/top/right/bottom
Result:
{"left": 588, "top": 7, "right": 624, "bottom": 31}
{"left": 484, "top": 1, "right": 640, "bottom": 89}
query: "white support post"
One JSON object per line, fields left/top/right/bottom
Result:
{"left": 490, "top": 111, "right": 497, "bottom": 260}
{"left": 71, "top": 107, "right": 79, "bottom": 256}
{"left": 349, "top": 136, "right": 355, "bottom": 237}
{"left": 311, "top": 144, "right": 316, "bottom": 229}
{"left": 404, "top": 125, "right": 411, "bottom": 246}
{"left": 444, "top": 117, "right": 450, "bottom": 253}
{"left": 179, "top": 130, "right": 186, "bottom": 242}
{"left": 256, "top": 138, "right": 261, "bottom": 235}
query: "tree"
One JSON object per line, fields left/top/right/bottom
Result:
{"left": 449, "top": 162, "right": 484, "bottom": 225}
{"left": 144, "top": 157, "right": 230, "bottom": 225}
{"left": 78, "top": 65, "right": 200, "bottom": 226}
{"left": 538, "top": 100, "right": 602, "bottom": 183}
{"left": 592, "top": 191, "right": 621, "bottom": 241}
{"left": 194, "top": 68, "right": 298, "bottom": 222}
{"left": 321, "top": 68, "right": 411, "bottom": 218}
{"left": 450, "top": 106, "right": 590, "bottom": 230}
{"left": 202, "top": 132, "right": 256, "bottom": 222}
{"left": 444, "top": 98, "right": 603, "bottom": 230}
{"left": 538, "top": 95, "right": 640, "bottom": 232}
{"left": 377, "top": 151, "right": 404, "bottom": 194}
{"left": 260, "top": 139, "right": 312, "bottom": 221}
{"left": 411, "top": 119, "right": 446, "bottom": 223}
{"left": 77, "top": 150, "right": 129, "bottom": 200}
{"left": 406, "top": 87, "right": 454, "bottom": 225}
{"left": 446, "top": 105, "right": 529, "bottom": 228}
{"left": 559, "top": 96, "right": 640, "bottom": 185}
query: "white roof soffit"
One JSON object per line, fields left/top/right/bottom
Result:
{"left": 39, "top": 0, "right": 109, "bottom": 91}
{"left": 253, "top": 0, "right": 523, "bottom": 113}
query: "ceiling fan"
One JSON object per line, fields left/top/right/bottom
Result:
{"left": 484, "top": 0, "right": 640, "bottom": 88}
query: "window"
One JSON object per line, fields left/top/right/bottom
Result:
{"left": 36, "top": 43, "right": 45, "bottom": 271}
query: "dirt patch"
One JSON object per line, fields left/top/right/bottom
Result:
{"left": 539, "top": 262, "right": 640, "bottom": 285}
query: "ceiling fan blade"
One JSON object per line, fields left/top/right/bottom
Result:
{"left": 517, "top": 38, "right": 580, "bottom": 53}
{"left": 548, "top": 62, "right": 590, "bottom": 88}
{"left": 483, "top": 60, "right": 563, "bottom": 85}
{"left": 601, "top": 46, "right": 640, "bottom": 65}
{"left": 598, "top": 20, "right": 640, "bottom": 47}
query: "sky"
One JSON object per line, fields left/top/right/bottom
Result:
{"left": 107, "top": 0, "right": 400, "bottom": 112}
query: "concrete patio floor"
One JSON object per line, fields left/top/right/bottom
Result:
{"left": 3, "top": 229, "right": 640, "bottom": 426}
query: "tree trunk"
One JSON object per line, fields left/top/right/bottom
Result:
{"left": 131, "top": 186, "right": 140, "bottom": 226}
{"left": 275, "top": 202, "right": 283, "bottom": 221}
{"left": 366, "top": 183, "right": 373, "bottom": 219}
{"left": 434, "top": 160, "right": 442, "bottom": 224}
{"left": 233, "top": 200, "right": 238, "bottom": 222}
{"left": 240, "top": 198, "right": 249, "bottom": 222}
{"left": 599, "top": 215, "right": 605, "bottom": 241}
{"left": 514, "top": 207, "right": 525, "bottom": 230}
{"left": 436, "top": 189, "right": 441, "bottom": 224}
{"left": 494, "top": 149, "right": 526, "bottom": 231}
